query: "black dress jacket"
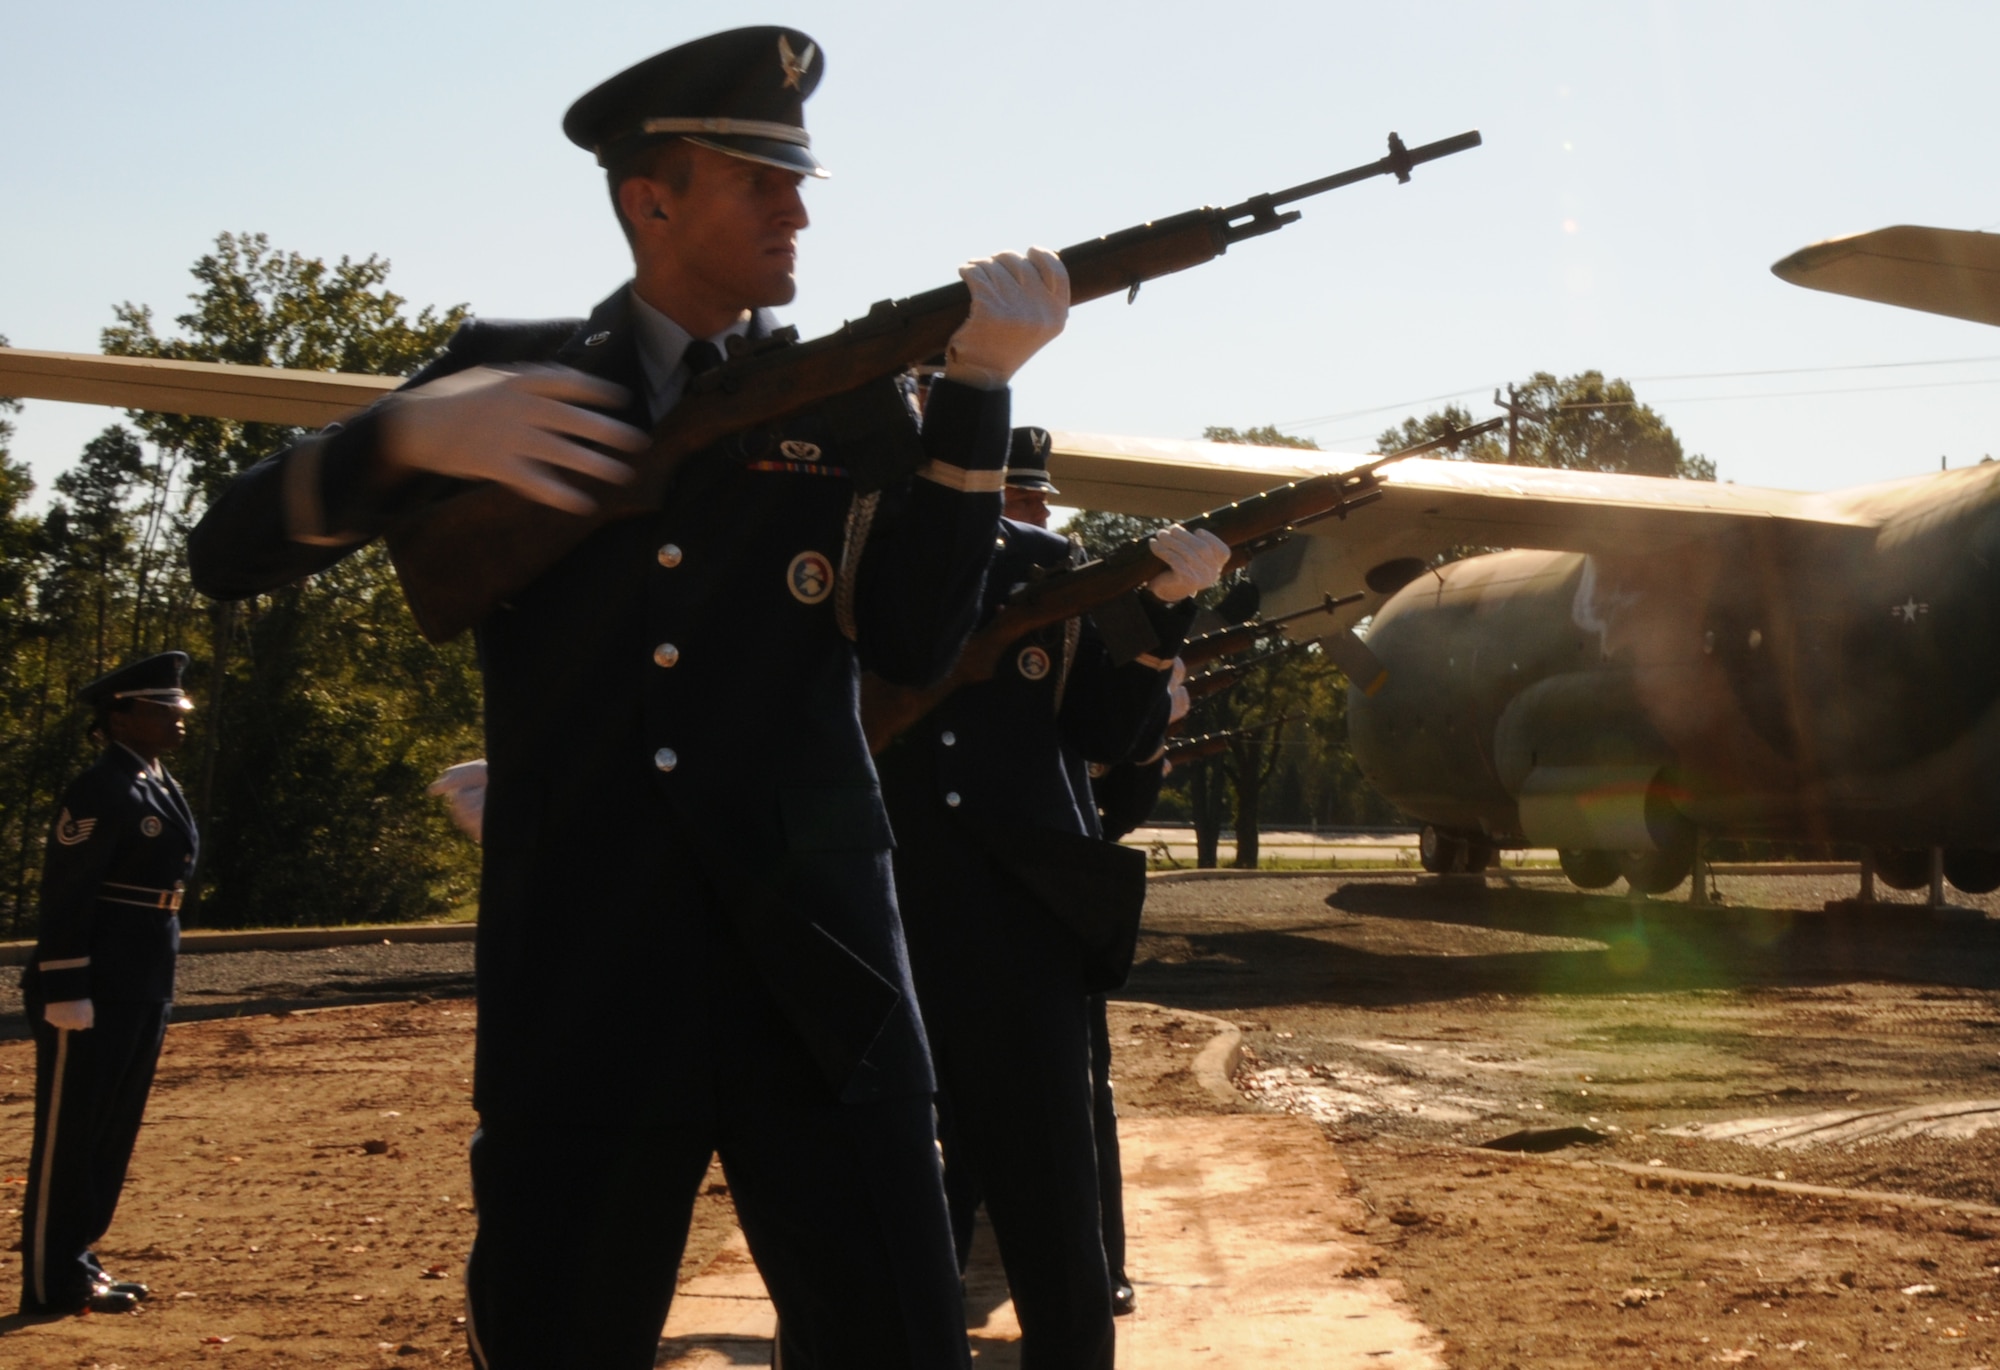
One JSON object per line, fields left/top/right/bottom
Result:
{"left": 26, "top": 744, "right": 197, "bottom": 1006}
{"left": 188, "top": 287, "right": 1010, "bottom": 1120}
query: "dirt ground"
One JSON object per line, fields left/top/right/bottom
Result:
{"left": 5, "top": 868, "right": 2000, "bottom": 1365}
{"left": 0, "top": 1001, "right": 737, "bottom": 1365}
{"left": 1127, "top": 870, "right": 2000, "bottom": 1368}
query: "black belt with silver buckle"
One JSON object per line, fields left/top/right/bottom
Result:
{"left": 99, "top": 881, "right": 185, "bottom": 912}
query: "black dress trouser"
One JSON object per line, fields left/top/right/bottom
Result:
{"left": 892, "top": 806, "right": 1115, "bottom": 1370}
{"left": 18, "top": 994, "right": 170, "bottom": 1313}
{"left": 462, "top": 918, "right": 969, "bottom": 1370}
{"left": 1088, "top": 994, "right": 1127, "bottom": 1279}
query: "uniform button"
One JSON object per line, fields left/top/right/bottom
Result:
{"left": 945, "top": 791, "right": 962, "bottom": 807}
{"left": 941, "top": 731, "right": 957, "bottom": 747}
{"left": 657, "top": 543, "right": 683, "bottom": 568}
{"left": 654, "top": 748, "right": 678, "bottom": 772}
{"left": 653, "top": 642, "right": 680, "bottom": 669}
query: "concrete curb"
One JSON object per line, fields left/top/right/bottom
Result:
{"left": 0, "top": 920, "right": 477, "bottom": 968}
{"left": 1113, "top": 1000, "right": 1248, "bottom": 1111}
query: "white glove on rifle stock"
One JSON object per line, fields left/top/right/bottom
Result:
{"left": 428, "top": 759, "right": 489, "bottom": 843}
{"left": 1146, "top": 526, "right": 1231, "bottom": 603}
{"left": 944, "top": 248, "right": 1071, "bottom": 390}
{"left": 378, "top": 366, "right": 649, "bottom": 515}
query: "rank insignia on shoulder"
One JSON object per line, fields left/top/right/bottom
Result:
{"left": 141, "top": 816, "right": 163, "bottom": 838}
{"left": 788, "top": 550, "right": 834, "bottom": 605}
{"left": 780, "top": 439, "right": 822, "bottom": 463}
{"left": 1017, "top": 646, "right": 1052, "bottom": 681}
{"left": 56, "top": 810, "right": 97, "bottom": 846}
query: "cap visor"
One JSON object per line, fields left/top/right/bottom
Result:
{"left": 686, "top": 135, "right": 827, "bottom": 178}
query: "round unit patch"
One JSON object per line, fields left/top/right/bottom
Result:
{"left": 787, "top": 551, "right": 834, "bottom": 605}
{"left": 140, "top": 816, "right": 163, "bottom": 837}
{"left": 1016, "top": 646, "right": 1052, "bottom": 681}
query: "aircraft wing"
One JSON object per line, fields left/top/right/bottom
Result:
{"left": 1771, "top": 225, "right": 2000, "bottom": 328}
{"left": 1047, "top": 431, "right": 1884, "bottom": 626}
{"left": 0, "top": 348, "right": 398, "bottom": 427}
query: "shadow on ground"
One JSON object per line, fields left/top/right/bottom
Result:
{"left": 1125, "top": 876, "right": 2000, "bottom": 1016}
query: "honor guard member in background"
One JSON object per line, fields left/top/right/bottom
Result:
{"left": 18, "top": 652, "right": 198, "bottom": 1316}
{"left": 878, "top": 429, "right": 1227, "bottom": 1369}
{"left": 1082, "top": 671, "right": 1184, "bottom": 1316}
{"left": 189, "top": 26, "right": 1067, "bottom": 1370}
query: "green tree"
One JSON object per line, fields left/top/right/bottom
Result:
{"left": 0, "top": 236, "right": 481, "bottom": 932}
{"left": 102, "top": 233, "right": 476, "bottom": 927}
{"left": 1378, "top": 371, "right": 1714, "bottom": 480}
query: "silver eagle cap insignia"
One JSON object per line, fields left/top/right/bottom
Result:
{"left": 778, "top": 35, "right": 816, "bottom": 91}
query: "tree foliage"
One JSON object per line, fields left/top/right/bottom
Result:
{"left": 1378, "top": 370, "right": 1714, "bottom": 481}
{"left": 0, "top": 237, "right": 481, "bottom": 933}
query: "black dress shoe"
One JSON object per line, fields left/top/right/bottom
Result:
{"left": 84, "top": 1286, "right": 141, "bottom": 1314}
{"left": 1110, "top": 1274, "right": 1136, "bottom": 1317}
{"left": 102, "top": 1280, "right": 150, "bottom": 1300}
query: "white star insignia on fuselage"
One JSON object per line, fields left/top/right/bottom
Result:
{"left": 1892, "top": 598, "right": 1930, "bottom": 623}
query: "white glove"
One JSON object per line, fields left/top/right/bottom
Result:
{"left": 379, "top": 366, "right": 649, "bottom": 515}
{"left": 45, "top": 999, "right": 94, "bottom": 1032}
{"left": 1169, "top": 682, "right": 1191, "bottom": 724}
{"left": 944, "top": 247, "right": 1070, "bottom": 390}
{"left": 1147, "top": 526, "right": 1231, "bottom": 603}
{"left": 428, "top": 759, "right": 489, "bottom": 843}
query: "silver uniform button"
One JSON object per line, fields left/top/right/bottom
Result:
{"left": 653, "top": 642, "right": 680, "bottom": 669}
{"left": 654, "top": 748, "right": 678, "bottom": 772}
{"left": 941, "top": 731, "right": 957, "bottom": 747}
{"left": 945, "top": 791, "right": 962, "bottom": 807}
{"left": 586, "top": 331, "right": 611, "bottom": 346}
{"left": 657, "top": 543, "right": 683, "bottom": 568}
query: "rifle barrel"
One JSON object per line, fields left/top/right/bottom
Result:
{"left": 1263, "top": 130, "right": 1483, "bottom": 210}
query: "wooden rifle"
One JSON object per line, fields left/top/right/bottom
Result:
{"left": 860, "top": 418, "right": 1500, "bottom": 752}
{"left": 383, "top": 131, "right": 1482, "bottom": 642}
{"left": 1177, "top": 591, "right": 1365, "bottom": 671}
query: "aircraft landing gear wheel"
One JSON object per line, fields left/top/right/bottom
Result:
{"left": 1419, "top": 825, "right": 1465, "bottom": 874}
{"left": 1871, "top": 848, "right": 1931, "bottom": 891}
{"left": 1558, "top": 849, "right": 1621, "bottom": 890}
{"left": 1945, "top": 849, "right": 2000, "bottom": 895}
{"left": 1621, "top": 848, "right": 1693, "bottom": 896}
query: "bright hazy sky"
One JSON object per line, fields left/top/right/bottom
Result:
{"left": 5, "top": 1, "right": 1997, "bottom": 504}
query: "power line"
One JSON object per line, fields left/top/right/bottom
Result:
{"left": 1276, "top": 353, "right": 2000, "bottom": 432}
{"left": 1630, "top": 355, "right": 2000, "bottom": 383}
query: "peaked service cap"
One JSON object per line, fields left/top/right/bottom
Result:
{"left": 564, "top": 27, "right": 828, "bottom": 178}
{"left": 79, "top": 651, "right": 194, "bottom": 712}
{"left": 1005, "top": 427, "right": 1060, "bottom": 494}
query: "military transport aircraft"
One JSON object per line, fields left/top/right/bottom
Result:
{"left": 1048, "top": 224, "right": 2000, "bottom": 896}
{"left": 4, "top": 222, "right": 1997, "bottom": 898}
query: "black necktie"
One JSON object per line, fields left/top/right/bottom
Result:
{"left": 681, "top": 339, "right": 723, "bottom": 376}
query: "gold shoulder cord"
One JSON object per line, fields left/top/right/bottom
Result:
{"left": 834, "top": 490, "right": 882, "bottom": 642}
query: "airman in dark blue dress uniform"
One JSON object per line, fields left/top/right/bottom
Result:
{"left": 187, "top": 27, "right": 1071, "bottom": 1370}
{"left": 877, "top": 431, "right": 1225, "bottom": 1369}
{"left": 19, "top": 651, "right": 198, "bottom": 1316}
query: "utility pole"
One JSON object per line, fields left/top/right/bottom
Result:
{"left": 1492, "top": 383, "right": 1532, "bottom": 464}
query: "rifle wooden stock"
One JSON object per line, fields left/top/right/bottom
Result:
{"left": 860, "top": 462, "right": 1389, "bottom": 753}
{"left": 383, "top": 131, "right": 1481, "bottom": 642}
